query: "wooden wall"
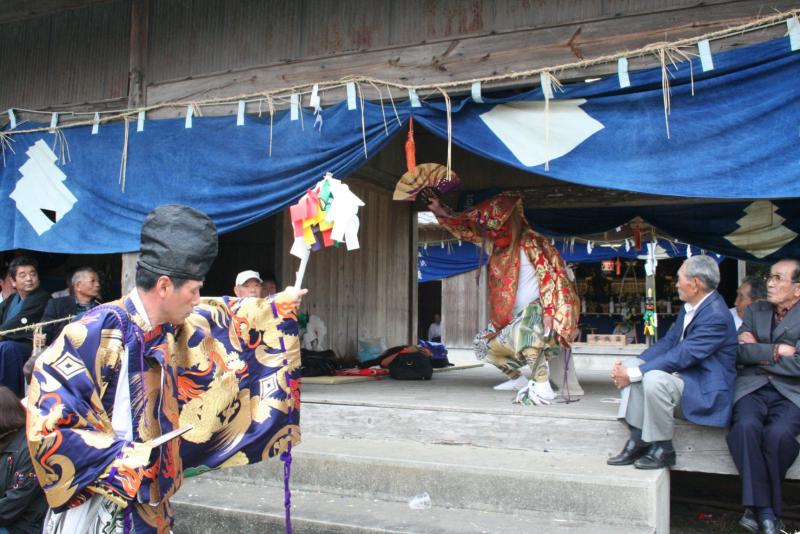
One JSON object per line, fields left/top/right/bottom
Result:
{"left": 0, "top": 0, "right": 130, "bottom": 112}
{"left": 2, "top": 0, "right": 796, "bottom": 117}
{"left": 441, "top": 265, "right": 487, "bottom": 349}
{"left": 279, "top": 181, "right": 414, "bottom": 357}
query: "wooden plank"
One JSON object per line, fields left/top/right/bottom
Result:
{"left": 144, "top": 0, "right": 796, "bottom": 115}
{"left": 0, "top": 0, "right": 117, "bottom": 24}
{"left": 0, "top": 2, "right": 130, "bottom": 113}
{"left": 143, "top": 0, "right": 739, "bottom": 84}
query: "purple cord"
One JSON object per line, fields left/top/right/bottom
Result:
{"left": 123, "top": 505, "right": 132, "bottom": 534}
{"left": 280, "top": 435, "right": 293, "bottom": 534}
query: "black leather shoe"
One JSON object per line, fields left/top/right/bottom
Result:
{"left": 607, "top": 440, "right": 649, "bottom": 466}
{"left": 633, "top": 445, "right": 676, "bottom": 469}
{"left": 758, "top": 518, "right": 782, "bottom": 534}
{"left": 738, "top": 508, "right": 757, "bottom": 533}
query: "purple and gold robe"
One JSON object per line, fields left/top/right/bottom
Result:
{"left": 26, "top": 291, "right": 301, "bottom": 533}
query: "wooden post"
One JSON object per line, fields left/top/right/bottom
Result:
{"left": 121, "top": 0, "right": 149, "bottom": 295}
{"left": 408, "top": 207, "right": 418, "bottom": 345}
{"left": 737, "top": 259, "right": 746, "bottom": 286}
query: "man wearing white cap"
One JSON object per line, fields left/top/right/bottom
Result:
{"left": 234, "top": 270, "right": 263, "bottom": 298}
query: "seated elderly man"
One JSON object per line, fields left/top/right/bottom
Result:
{"left": 727, "top": 259, "right": 800, "bottom": 534}
{"left": 234, "top": 270, "right": 263, "bottom": 298}
{"left": 608, "top": 255, "right": 738, "bottom": 469}
{"left": 0, "top": 256, "right": 50, "bottom": 396}
{"left": 40, "top": 267, "right": 101, "bottom": 342}
{"left": 730, "top": 275, "right": 767, "bottom": 331}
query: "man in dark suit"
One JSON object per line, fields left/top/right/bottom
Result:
{"left": 727, "top": 258, "right": 800, "bottom": 534}
{"left": 39, "top": 267, "right": 101, "bottom": 342}
{"left": 0, "top": 256, "right": 50, "bottom": 396}
{"left": 608, "top": 255, "right": 738, "bottom": 469}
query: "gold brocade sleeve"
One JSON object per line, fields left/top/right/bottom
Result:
{"left": 26, "top": 312, "right": 156, "bottom": 510}
{"left": 435, "top": 212, "right": 484, "bottom": 246}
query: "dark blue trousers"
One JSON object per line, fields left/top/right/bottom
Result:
{"left": 0, "top": 340, "right": 31, "bottom": 397}
{"left": 726, "top": 383, "right": 800, "bottom": 516}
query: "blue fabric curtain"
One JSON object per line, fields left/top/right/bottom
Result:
{"left": 2, "top": 35, "right": 798, "bottom": 253}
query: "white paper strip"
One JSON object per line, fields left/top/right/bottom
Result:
{"left": 91, "top": 112, "right": 100, "bottom": 135}
{"left": 137, "top": 110, "right": 145, "bottom": 132}
{"left": 789, "top": 18, "right": 800, "bottom": 51}
{"left": 236, "top": 101, "right": 245, "bottom": 126}
{"left": 290, "top": 94, "right": 299, "bottom": 121}
{"left": 540, "top": 73, "right": 553, "bottom": 100}
{"left": 309, "top": 84, "right": 320, "bottom": 109}
{"left": 698, "top": 39, "right": 714, "bottom": 72}
{"left": 346, "top": 82, "right": 357, "bottom": 110}
{"left": 617, "top": 58, "right": 631, "bottom": 88}
{"left": 289, "top": 236, "right": 308, "bottom": 259}
{"left": 7, "top": 109, "right": 16, "bottom": 129}
{"left": 184, "top": 105, "right": 193, "bottom": 128}
{"left": 49, "top": 113, "right": 58, "bottom": 132}
{"left": 408, "top": 89, "right": 421, "bottom": 108}
{"left": 471, "top": 82, "right": 484, "bottom": 103}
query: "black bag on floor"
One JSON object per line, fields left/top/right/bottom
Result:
{"left": 300, "top": 349, "right": 337, "bottom": 377}
{"left": 388, "top": 352, "right": 433, "bottom": 380}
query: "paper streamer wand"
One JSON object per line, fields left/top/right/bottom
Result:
{"left": 294, "top": 245, "right": 311, "bottom": 288}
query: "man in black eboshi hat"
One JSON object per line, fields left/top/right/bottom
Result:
{"left": 28, "top": 205, "right": 223, "bottom": 532}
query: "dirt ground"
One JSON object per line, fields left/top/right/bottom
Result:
{"left": 671, "top": 471, "right": 800, "bottom": 533}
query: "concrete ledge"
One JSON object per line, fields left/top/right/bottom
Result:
{"left": 299, "top": 400, "right": 800, "bottom": 479}
{"left": 173, "top": 477, "right": 655, "bottom": 534}
{"left": 204, "top": 436, "right": 668, "bottom": 531}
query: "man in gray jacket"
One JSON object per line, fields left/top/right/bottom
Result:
{"left": 727, "top": 258, "right": 800, "bottom": 534}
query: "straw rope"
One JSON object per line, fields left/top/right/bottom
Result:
{"left": 0, "top": 315, "right": 74, "bottom": 337}
{"left": 0, "top": 9, "right": 795, "bottom": 139}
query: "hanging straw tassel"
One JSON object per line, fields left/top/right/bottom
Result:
{"left": 386, "top": 86, "right": 402, "bottom": 127}
{"left": 118, "top": 117, "right": 130, "bottom": 192}
{"left": 539, "top": 71, "right": 563, "bottom": 171}
{"left": 657, "top": 45, "right": 697, "bottom": 139}
{"left": 405, "top": 116, "right": 417, "bottom": 174}
{"left": 51, "top": 128, "right": 71, "bottom": 166}
{"left": 0, "top": 131, "right": 16, "bottom": 167}
{"left": 436, "top": 87, "right": 453, "bottom": 184}
{"left": 356, "top": 83, "right": 368, "bottom": 158}
{"left": 367, "top": 81, "right": 389, "bottom": 136}
{"left": 267, "top": 95, "right": 275, "bottom": 157}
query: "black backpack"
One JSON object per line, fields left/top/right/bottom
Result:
{"left": 300, "top": 349, "right": 337, "bottom": 377}
{"left": 388, "top": 351, "right": 433, "bottom": 380}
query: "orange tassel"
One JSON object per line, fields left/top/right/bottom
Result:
{"left": 634, "top": 225, "right": 642, "bottom": 251}
{"left": 405, "top": 116, "right": 417, "bottom": 175}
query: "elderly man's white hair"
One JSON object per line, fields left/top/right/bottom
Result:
{"left": 683, "top": 255, "right": 720, "bottom": 291}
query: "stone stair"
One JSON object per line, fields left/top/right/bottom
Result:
{"left": 170, "top": 367, "right": 680, "bottom": 533}
{"left": 173, "top": 434, "right": 667, "bottom": 533}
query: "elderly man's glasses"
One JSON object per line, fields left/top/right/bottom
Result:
{"left": 765, "top": 274, "right": 800, "bottom": 284}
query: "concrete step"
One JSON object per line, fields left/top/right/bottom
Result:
{"left": 200, "top": 435, "right": 668, "bottom": 532}
{"left": 299, "top": 399, "right": 729, "bottom": 475}
{"left": 172, "top": 476, "right": 655, "bottom": 534}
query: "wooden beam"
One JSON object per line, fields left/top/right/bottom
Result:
{"left": 121, "top": 0, "right": 148, "bottom": 295}
{"left": 144, "top": 0, "right": 796, "bottom": 117}
{"left": 0, "top": 0, "right": 115, "bottom": 24}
